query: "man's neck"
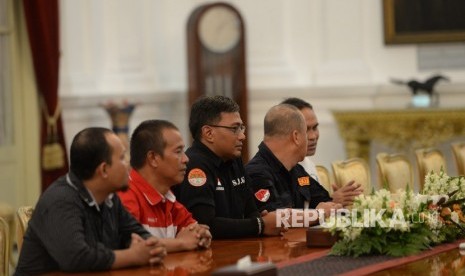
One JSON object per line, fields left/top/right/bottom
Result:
{"left": 137, "top": 167, "right": 170, "bottom": 195}
{"left": 199, "top": 138, "right": 230, "bottom": 162}
{"left": 83, "top": 179, "right": 110, "bottom": 204}
{"left": 263, "top": 140, "right": 297, "bottom": 171}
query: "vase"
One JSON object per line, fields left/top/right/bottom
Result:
{"left": 101, "top": 101, "right": 137, "bottom": 163}
{"left": 411, "top": 93, "right": 439, "bottom": 108}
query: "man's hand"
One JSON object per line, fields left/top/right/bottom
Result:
{"left": 187, "top": 223, "right": 212, "bottom": 249}
{"left": 261, "top": 210, "right": 288, "bottom": 236}
{"left": 144, "top": 235, "right": 166, "bottom": 265}
{"left": 331, "top": 180, "right": 363, "bottom": 206}
{"left": 127, "top": 233, "right": 166, "bottom": 266}
{"left": 176, "top": 225, "right": 203, "bottom": 251}
{"left": 315, "top": 202, "right": 343, "bottom": 218}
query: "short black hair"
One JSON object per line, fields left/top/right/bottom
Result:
{"left": 70, "top": 127, "right": 113, "bottom": 180}
{"left": 281, "top": 97, "right": 313, "bottom": 110}
{"left": 130, "top": 120, "right": 178, "bottom": 169}
{"left": 189, "top": 95, "right": 240, "bottom": 140}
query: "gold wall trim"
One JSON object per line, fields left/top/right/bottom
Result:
{"left": 333, "top": 108, "right": 465, "bottom": 161}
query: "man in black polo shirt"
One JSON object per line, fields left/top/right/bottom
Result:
{"left": 245, "top": 104, "right": 341, "bottom": 215}
{"left": 176, "top": 96, "right": 285, "bottom": 238}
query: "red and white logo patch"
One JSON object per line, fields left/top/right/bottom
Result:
{"left": 254, "top": 189, "right": 270, "bottom": 202}
{"left": 187, "top": 168, "right": 207, "bottom": 187}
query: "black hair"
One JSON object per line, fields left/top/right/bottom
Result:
{"left": 281, "top": 97, "right": 313, "bottom": 110}
{"left": 189, "top": 95, "right": 240, "bottom": 140}
{"left": 130, "top": 120, "right": 178, "bottom": 169}
{"left": 70, "top": 127, "right": 113, "bottom": 180}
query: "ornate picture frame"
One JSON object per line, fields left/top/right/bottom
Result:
{"left": 383, "top": 0, "right": 465, "bottom": 44}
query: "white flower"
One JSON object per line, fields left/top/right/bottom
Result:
{"left": 451, "top": 211, "right": 460, "bottom": 224}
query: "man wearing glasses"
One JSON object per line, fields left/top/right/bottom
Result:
{"left": 176, "top": 96, "right": 285, "bottom": 238}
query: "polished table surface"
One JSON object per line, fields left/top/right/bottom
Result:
{"left": 44, "top": 228, "right": 465, "bottom": 275}
{"left": 370, "top": 248, "right": 465, "bottom": 276}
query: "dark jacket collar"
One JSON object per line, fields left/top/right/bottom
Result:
{"left": 257, "top": 142, "right": 288, "bottom": 173}
{"left": 192, "top": 139, "right": 231, "bottom": 168}
{"left": 66, "top": 172, "right": 113, "bottom": 211}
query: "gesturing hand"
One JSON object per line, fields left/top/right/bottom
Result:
{"left": 331, "top": 180, "right": 363, "bottom": 206}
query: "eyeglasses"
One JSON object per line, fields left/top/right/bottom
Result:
{"left": 208, "top": 124, "right": 246, "bottom": 135}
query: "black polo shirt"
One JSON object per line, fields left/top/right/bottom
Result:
{"left": 245, "top": 142, "right": 332, "bottom": 212}
{"left": 176, "top": 140, "right": 261, "bottom": 238}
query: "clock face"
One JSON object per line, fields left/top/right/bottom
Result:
{"left": 198, "top": 6, "right": 241, "bottom": 53}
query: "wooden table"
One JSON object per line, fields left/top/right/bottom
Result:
{"left": 44, "top": 228, "right": 465, "bottom": 275}
{"left": 371, "top": 248, "right": 465, "bottom": 275}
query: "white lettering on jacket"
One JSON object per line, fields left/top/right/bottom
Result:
{"left": 231, "top": 176, "right": 245, "bottom": 186}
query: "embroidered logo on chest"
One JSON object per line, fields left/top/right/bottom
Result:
{"left": 255, "top": 189, "right": 270, "bottom": 202}
{"left": 216, "top": 178, "right": 225, "bottom": 191}
{"left": 298, "top": 176, "right": 310, "bottom": 186}
{"left": 187, "top": 168, "right": 207, "bottom": 187}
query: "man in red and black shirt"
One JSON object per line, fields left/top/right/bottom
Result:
{"left": 118, "top": 120, "right": 211, "bottom": 252}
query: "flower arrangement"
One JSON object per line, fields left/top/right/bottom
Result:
{"left": 327, "top": 170, "right": 465, "bottom": 257}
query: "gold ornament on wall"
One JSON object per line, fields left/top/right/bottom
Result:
{"left": 40, "top": 96, "right": 65, "bottom": 171}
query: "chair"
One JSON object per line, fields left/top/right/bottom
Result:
{"left": 0, "top": 202, "right": 14, "bottom": 269}
{"left": 331, "top": 157, "right": 372, "bottom": 195}
{"left": 316, "top": 165, "right": 333, "bottom": 195}
{"left": 0, "top": 217, "right": 9, "bottom": 276}
{"left": 16, "top": 206, "right": 34, "bottom": 253}
{"left": 376, "top": 152, "right": 414, "bottom": 193}
{"left": 451, "top": 142, "right": 465, "bottom": 176}
{"left": 415, "top": 148, "right": 447, "bottom": 190}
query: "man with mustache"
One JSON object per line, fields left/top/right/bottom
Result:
{"left": 176, "top": 96, "right": 285, "bottom": 238}
{"left": 15, "top": 127, "right": 165, "bottom": 275}
{"left": 118, "top": 120, "right": 212, "bottom": 252}
{"left": 281, "top": 97, "right": 363, "bottom": 207}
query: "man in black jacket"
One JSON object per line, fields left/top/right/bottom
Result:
{"left": 281, "top": 97, "right": 362, "bottom": 207}
{"left": 245, "top": 104, "right": 341, "bottom": 220}
{"left": 176, "top": 96, "right": 285, "bottom": 238}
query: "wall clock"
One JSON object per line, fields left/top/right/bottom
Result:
{"left": 187, "top": 2, "right": 249, "bottom": 160}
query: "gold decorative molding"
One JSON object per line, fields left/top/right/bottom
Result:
{"left": 332, "top": 108, "right": 465, "bottom": 161}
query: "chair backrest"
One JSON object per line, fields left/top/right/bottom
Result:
{"left": 16, "top": 206, "right": 34, "bottom": 253}
{"left": 332, "top": 157, "right": 371, "bottom": 195}
{"left": 316, "top": 165, "right": 333, "bottom": 195}
{"left": 415, "top": 148, "right": 447, "bottom": 190}
{"left": 451, "top": 142, "right": 465, "bottom": 176}
{"left": 376, "top": 152, "right": 414, "bottom": 193}
{"left": 0, "top": 217, "right": 9, "bottom": 276}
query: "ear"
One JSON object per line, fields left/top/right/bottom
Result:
{"left": 97, "top": 162, "right": 108, "bottom": 178}
{"left": 292, "top": 130, "right": 300, "bottom": 145}
{"left": 147, "top": 151, "right": 160, "bottom": 168}
{"left": 201, "top": 125, "right": 215, "bottom": 143}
